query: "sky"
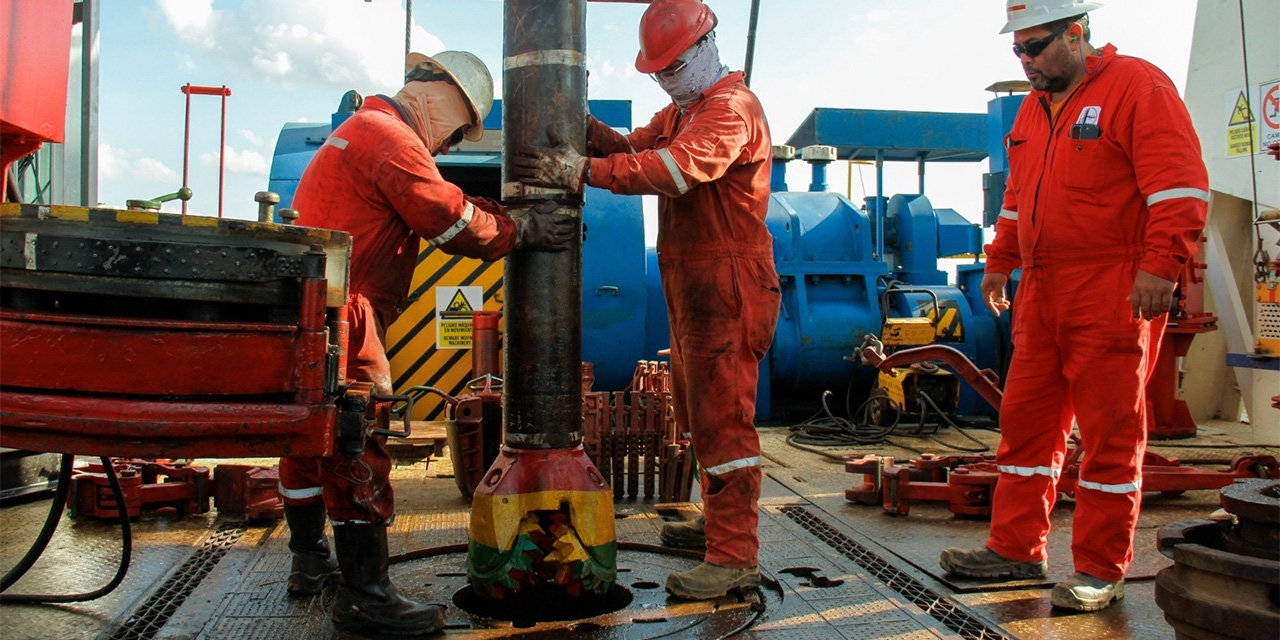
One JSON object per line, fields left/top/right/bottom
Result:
{"left": 93, "top": 0, "right": 1200, "bottom": 239}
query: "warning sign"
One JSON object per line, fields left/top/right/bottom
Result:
{"left": 1226, "top": 88, "right": 1257, "bottom": 158}
{"left": 444, "top": 289, "right": 474, "bottom": 313}
{"left": 435, "top": 286, "right": 483, "bottom": 349}
{"left": 1260, "top": 80, "right": 1280, "bottom": 152}
{"left": 1229, "top": 91, "right": 1254, "bottom": 126}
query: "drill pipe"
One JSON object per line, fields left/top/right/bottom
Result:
{"left": 502, "top": 0, "right": 587, "bottom": 449}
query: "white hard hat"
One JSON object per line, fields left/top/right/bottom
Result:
{"left": 404, "top": 50, "right": 494, "bottom": 141}
{"left": 1000, "top": 0, "right": 1102, "bottom": 34}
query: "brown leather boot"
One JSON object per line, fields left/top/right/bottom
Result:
{"left": 283, "top": 503, "right": 338, "bottom": 596}
{"left": 659, "top": 514, "right": 706, "bottom": 549}
{"left": 331, "top": 522, "right": 446, "bottom": 635}
{"left": 665, "top": 562, "right": 760, "bottom": 600}
{"left": 939, "top": 546, "right": 1048, "bottom": 579}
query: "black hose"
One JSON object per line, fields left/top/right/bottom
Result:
{"left": 0, "top": 456, "right": 133, "bottom": 604}
{"left": 0, "top": 454, "right": 73, "bottom": 592}
{"left": 784, "top": 378, "right": 994, "bottom": 458}
{"left": 914, "top": 392, "right": 990, "bottom": 453}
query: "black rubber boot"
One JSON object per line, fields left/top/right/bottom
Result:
{"left": 283, "top": 503, "right": 339, "bottom": 596}
{"left": 331, "top": 522, "right": 446, "bottom": 636}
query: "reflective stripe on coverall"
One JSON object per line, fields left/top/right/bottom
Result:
{"left": 279, "top": 96, "right": 515, "bottom": 523}
{"left": 982, "top": 45, "right": 1208, "bottom": 582}
{"left": 587, "top": 71, "right": 779, "bottom": 568}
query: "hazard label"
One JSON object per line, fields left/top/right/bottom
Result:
{"left": 1260, "top": 80, "right": 1280, "bottom": 152}
{"left": 436, "top": 286, "right": 483, "bottom": 349}
{"left": 444, "top": 289, "right": 474, "bottom": 313}
{"left": 925, "top": 304, "right": 964, "bottom": 341}
{"left": 1225, "top": 88, "right": 1257, "bottom": 158}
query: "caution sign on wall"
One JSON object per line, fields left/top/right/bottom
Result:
{"left": 1225, "top": 89, "right": 1256, "bottom": 158}
{"left": 436, "top": 285, "right": 483, "bottom": 349}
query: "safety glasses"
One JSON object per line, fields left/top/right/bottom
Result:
{"left": 1012, "top": 23, "right": 1070, "bottom": 59}
{"left": 649, "top": 58, "right": 690, "bottom": 83}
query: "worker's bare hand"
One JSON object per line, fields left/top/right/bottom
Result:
{"left": 512, "top": 127, "right": 587, "bottom": 191}
{"left": 980, "top": 272, "right": 1011, "bottom": 317}
{"left": 511, "top": 200, "right": 576, "bottom": 252}
{"left": 1129, "top": 269, "right": 1176, "bottom": 321}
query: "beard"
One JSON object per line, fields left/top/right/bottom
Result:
{"left": 1025, "top": 65, "right": 1072, "bottom": 93}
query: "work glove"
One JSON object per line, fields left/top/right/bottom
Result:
{"left": 585, "top": 114, "right": 607, "bottom": 158}
{"left": 512, "top": 128, "right": 588, "bottom": 192}
{"left": 510, "top": 200, "right": 576, "bottom": 252}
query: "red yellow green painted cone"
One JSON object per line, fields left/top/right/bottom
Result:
{"left": 467, "top": 446, "right": 617, "bottom": 597}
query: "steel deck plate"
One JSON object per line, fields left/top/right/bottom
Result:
{"left": 158, "top": 504, "right": 963, "bottom": 639}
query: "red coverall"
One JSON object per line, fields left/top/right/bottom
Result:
{"left": 983, "top": 45, "right": 1208, "bottom": 582}
{"left": 586, "top": 71, "right": 779, "bottom": 569}
{"left": 280, "top": 95, "right": 515, "bottom": 523}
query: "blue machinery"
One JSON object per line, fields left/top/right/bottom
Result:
{"left": 270, "top": 93, "right": 1026, "bottom": 420}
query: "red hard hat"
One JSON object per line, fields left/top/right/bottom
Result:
{"left": 634, "top": 0, "right": 717, "bottom": 74}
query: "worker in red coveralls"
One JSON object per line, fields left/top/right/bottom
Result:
{"left": 279, "top": 51, "right": 575, "bottom": 636}
{"left": 940, "top": 0, "right": 1209, "bottom": 612}
{"left": 513, "top": 0, "right": 779, "bottom": 601}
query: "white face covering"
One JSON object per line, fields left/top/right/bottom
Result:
{"left": 656, "top": 32, "right": 730, "bottom": 109}
{"left": 392, "top": 81, "right": 473, "bottom": 154}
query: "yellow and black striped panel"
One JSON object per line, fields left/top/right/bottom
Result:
{"left": 925, "top": 304, "right": 964, "bottom": 340}
{"left": 385, "top": 240, "right": 504, "bottom": 421}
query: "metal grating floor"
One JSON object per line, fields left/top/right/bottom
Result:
{"left": 4, "top": 423, "right": 1251, "bottom": 639}
{"left": 156, "top": 503, "right": 966, "bottom": 639}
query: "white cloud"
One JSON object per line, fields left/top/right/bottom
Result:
{"left": 98, "top": 143, "right": 179, "bottom": 184}
{"left": 158, "top": 0, "right": 448, "bottom": 91}
{"left": 99, "top": 143, "right": 127, "bottom": 181}
{"left": 251, "top": 50, "right": 293, "bottom": 77}
{"left": 239, "top": 128, "right": 264, "bottom": 148}
{"left": 134, "top": 157, "right": 179, "bottom": 183}
{"left": 157, "top": 0, "right": 212, "bottom": 32}
{"left": 867, "top": 9, "right": 893, "bottom": 23}
{"left": 200, "top": 145, "right": 270, "bottom": 177}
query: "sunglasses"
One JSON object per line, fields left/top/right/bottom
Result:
{"left": 446, "top": 126, "right": 469, "bottom": 147}
{"left": 1012, "top": 23, "right": 1070, "bottom": 59}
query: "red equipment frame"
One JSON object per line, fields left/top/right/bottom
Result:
{"left": 0, "top": 276, "right": 335, "bottom": 458}
{"left": 69, "top": 459, "right": 211, "bottom": 520}
{"left": 849, "top": 339, "right": 1277, "bottom": 517}
{"left": 179, "top": 84, "right": 231, "bottom": 217}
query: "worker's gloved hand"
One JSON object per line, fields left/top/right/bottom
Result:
{"left": 513, "top": 128, "right": 588, "bottom": 192}
{"left": 980, "top": 272, "right": 1011, "bottom": 317}
{"left": 585, "top": 115, "right": 607, "bottom": 158}
{"left": 511, "top": 200, "right": 576, "bottom": 252}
